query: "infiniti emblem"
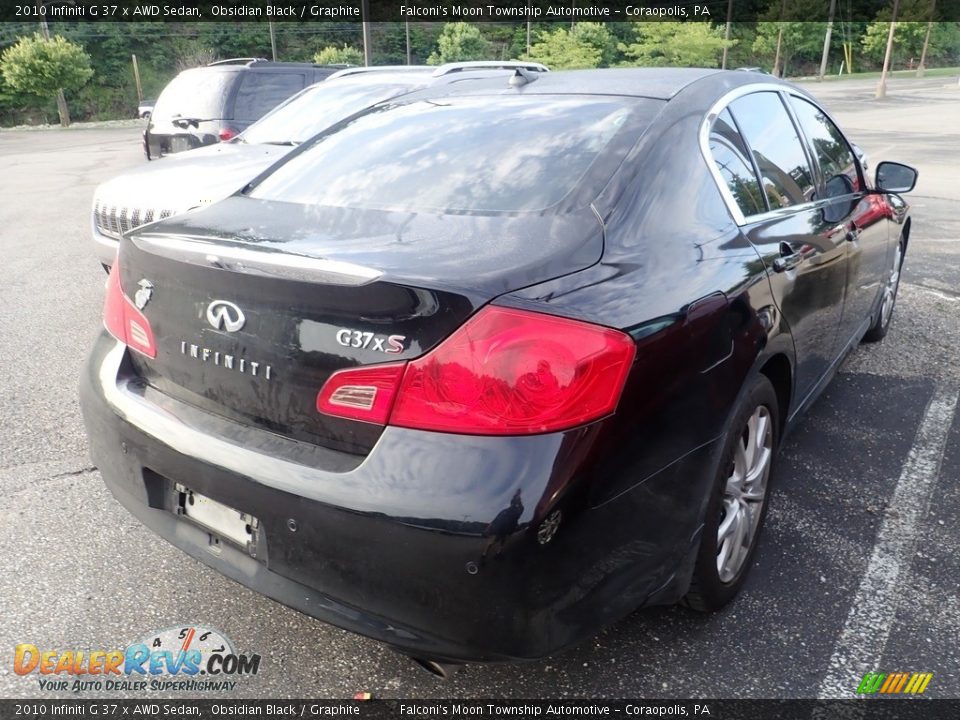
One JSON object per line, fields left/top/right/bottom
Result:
{"left": 206, "top": 300, "right": 245, "bottom": 332}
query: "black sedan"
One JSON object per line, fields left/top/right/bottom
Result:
{"left": 80, "top": 68, "right": 917, "bottom": 668}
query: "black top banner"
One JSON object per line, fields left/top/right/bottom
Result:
{"left": 3, "top": 699, "right": 960, "bottom": 720}
{"left": 6, "top": 0, "right": 960, "bottom": 23}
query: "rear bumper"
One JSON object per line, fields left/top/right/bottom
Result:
{"left": 80, "top": 333, "right": 719, "bottom": 662}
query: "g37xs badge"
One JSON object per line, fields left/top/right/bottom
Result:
{"left": 336, "top": 329, "right": 406, "bottom": 354}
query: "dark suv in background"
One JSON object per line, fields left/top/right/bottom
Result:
{"left": 143, "top": 58, "right": 345, "bottom": 159}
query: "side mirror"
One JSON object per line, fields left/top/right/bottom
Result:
{"left": 875, "top": 161, "right": 918, "bottom": 194}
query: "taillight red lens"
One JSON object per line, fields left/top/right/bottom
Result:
{"left": 316, "top": 363, "right": 405, "bottom": 425}
{"left": 218, "top": 127, "right": 237, "bottom": 142}
{"left": 316, "top": 306, "right": 635, "bottom": 435}
{"left": 103, "top": 262, "right": 157, "bottom": 358}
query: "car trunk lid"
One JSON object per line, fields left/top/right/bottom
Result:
{"left": 119, "top": 196, "right": 603, "bottom": 456}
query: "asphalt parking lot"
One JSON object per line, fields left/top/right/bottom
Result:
{"left": 0, "top": 74, "right": 958, "bottom": 700}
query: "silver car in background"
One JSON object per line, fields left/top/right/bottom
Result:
{"left": 90, "top": 61, "right": 549, "bottom": 270}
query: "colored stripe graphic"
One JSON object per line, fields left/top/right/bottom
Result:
{"left": 857, "top": 672, "right": 932, "bottom": 695}
{"left": 856, "top": 673, "right": 885, "bottom": 694}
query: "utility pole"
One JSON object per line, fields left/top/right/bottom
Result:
{"left": 361, "top": 0, "right": 371, "bottom": 66}
{"left": 917, "top": 20, "right": 932, "bottom": 77}
{"left": 819, "top": 0, "right": 837, "bottom": 80}
{"left": 131, "top": 54, "right": 142, "bottom": 102}
{"left": 876, "top": 0, "right": 900, "bottom": 99}
{"left": 405, "top": 21, "right": 411, "bottom": 64}
{"left": 35, "top": 0, "right": 70, "bottom": 126}
{"left": 268, "top": 21, "right": 277, "bottom": 61}
{"left": 917, "top": 0, "right": 936, "bottom": 78}
{"left": 721, "top": 0, "right": 732, "bottom": 70}
{"left": 772, "top": 0, "right": 787, "bottom": 78}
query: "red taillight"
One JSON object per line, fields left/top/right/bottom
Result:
{"left": 316, "top": 306, "right": 635, "bottom": 435}
{"left": 103, "top": 262, "right": 157, "bottom": 358}
{"left": 218, "top": 127, "right": 238, "bottom": 142}
{"left": 316, "top": 363, "right": 405, "bottom": 425}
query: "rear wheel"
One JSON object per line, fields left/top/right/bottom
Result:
{"left": 862, "top": 236, "right": 905, "bottom": 343}
{"left": 685, "top": 374, "right": 778, "bottom": 612}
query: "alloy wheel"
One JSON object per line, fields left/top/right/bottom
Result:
{"left": 880, "top": 241, "right": 904, "bottom": 329}
{"left": 717, "top": 405, "right": 773, "bottom": 583}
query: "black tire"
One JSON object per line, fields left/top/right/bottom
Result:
{"left": 684, "top": 374, "right": 779, "bottom": 612}
{"left": 862, "top": 236, "right": 905, "bottom": 343}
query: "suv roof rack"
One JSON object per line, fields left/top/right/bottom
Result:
{"left": 206, "top": 59, "right": 350, "bottom": 70}
{"left": 207, "top": 58, "right": 267, "bottom": 67}
{"left": 327, "top": 65, "right": 434, "bottom": 81}
{"left": 433, "top": 61, "right": 550, "bottom": 77}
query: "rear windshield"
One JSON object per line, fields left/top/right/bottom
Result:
{"left": 241, "top": 80, "right": 420, "bottom": 146}
{"left": 152, "top": 70, "right": 233, "bottom": 121}
{"left": 232, "top": 72, "right": 306, "bottom": 123}
{"left": 248, "top": 95, "right": 661, "bottom": 214}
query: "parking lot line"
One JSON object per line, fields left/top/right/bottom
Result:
{"left": 817, "top": 385, "right": 959, "bottom": 699}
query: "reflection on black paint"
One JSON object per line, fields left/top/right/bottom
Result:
{"left": 481, "top": 489, "right": 524, "bottom": 563}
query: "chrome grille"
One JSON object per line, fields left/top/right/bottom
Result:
{"left": 93, "top": 199, "right": 170, "bottom": 240}
{"left": 110, "top": 204, "right": 122, "bottom": 238}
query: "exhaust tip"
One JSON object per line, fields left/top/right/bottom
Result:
{"left": 410, "top": 657, "right": 461, "bottom": 680}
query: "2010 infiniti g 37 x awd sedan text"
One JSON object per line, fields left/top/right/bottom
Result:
{"left": 80, "top": 68, "right": 918, "bottom": 666}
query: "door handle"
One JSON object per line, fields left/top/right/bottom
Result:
{"left": 773, "top": 242, "right": 803, "bottom": 273}
{"left": 846, "top": 223, "right": 861, "bottom": 243}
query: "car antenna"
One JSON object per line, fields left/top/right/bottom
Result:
{"left": 509, "top": 68, "right": 538, "bottom": 87}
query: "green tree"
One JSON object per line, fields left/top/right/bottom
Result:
{"left": 753, "top": 23, "right": 829, "bottom": 75}
{"left": 619, "top": 22, "right": 733, "bottom": 68}
{"left": 524, "top": 24, "right": 613, "bottom": 69}
{"left": 0, "top": 33, "right": 93, "bottom": 126}
{"left": 426, "top": 23, "right": 492, "bottom": 65}
{"left": 568, "top": 22, "right": 619, "bottom": 66}
{"left": 752, "top": 0, "right": 830, "bottom": 76}
{"left": 860, "top": 0, "right": 958, "bottom": 67}
{"left": 314, "top": 44, "right": 364, "bottom": 66}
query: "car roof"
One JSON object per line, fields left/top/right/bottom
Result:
{"left": 308, "top": 66, "right": 548, "bottom": 96}
{"left": 404, "top": 67, "right": 800, "bottom": 103}
{"left": 372, "top": 68, "right": 799, "bottom": 117}
{"left": 177, "top": 60, "right": 348, "bottom": 76}
{"left": 500, "top": 67, "right": 723, "bottom": 100}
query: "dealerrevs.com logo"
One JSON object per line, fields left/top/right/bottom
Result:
{"left": 14, "top": 625, "right": 260, "bottom": 693}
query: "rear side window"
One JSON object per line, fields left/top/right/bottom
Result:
{"left": 249, "top": 95, "right": 662, "bottom": 214}
{"left": 709, "top": 109, "right": 766, "bottom": 217}
{"left": 233, "top": 72, "right": 306, "bottom": 123}
{"left": 729, "top": 92, "right": 816, "bottom": 211}
{"left": 152, "top": 70, "right": 232, "bottom": 120}
{"left": 788, "top": 96, "right": 860, "bottom": 198}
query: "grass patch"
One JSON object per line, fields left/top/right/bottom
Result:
{"left": 794, "top": 66, "right": 960, "bottom": 82}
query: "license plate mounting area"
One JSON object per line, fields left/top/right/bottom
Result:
{"left": 175, "top": 483, "right": 259, "bottom": 558}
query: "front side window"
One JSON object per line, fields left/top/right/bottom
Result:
{"left": 789, "top": 96, "right": 860, "bottom": 198}
{"left": 249, "top": 95, "right": 662, "bottom": 214}
{"left": 709, "top": 108, "right": 766, "bottom": 217}
{"left": 729, "top": 92, "right": 816, "bottom": 211}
